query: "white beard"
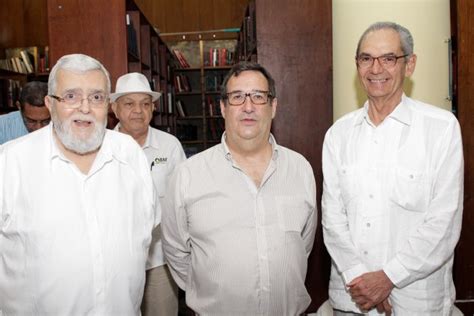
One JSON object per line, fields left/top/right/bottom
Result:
{"left": 51, "top": 105, "right": 107, "bottom": 155}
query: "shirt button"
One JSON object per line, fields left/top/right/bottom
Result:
{"left": 366, "top": 223, "right": 371, "bottom": 227}
{"left": 364, "top": 251, "right": 368, "bottom": 255}
{"left": 409, "top": 174, "right": 414, "bottom": 179}
{"left": 369, "top": 194, "right": 374, "bottom": 199}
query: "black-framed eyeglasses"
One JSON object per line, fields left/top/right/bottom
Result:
{"left": 224, "top": 91, "right": 273, "bottom": 106}
{"left": 356, "top": 54, "right": 408, "bottom": 69}
{"left": 49, "top": 92, "right": 108, "bottom": 109}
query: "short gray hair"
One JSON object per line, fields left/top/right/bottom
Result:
{"left": 48, "top": 53, "right": 111, "bottom": 95}
{"left": 356, "top": 21, "right": 414, "bottom": 61}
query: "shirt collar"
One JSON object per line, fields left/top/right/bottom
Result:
{"left": 355, "top": 94, "right": 412, "bottom": 126}
{"left": 47, "top": 124, "right": 116, "bottom": 174}
{"left": 220, "top": 131, "right": 279, "bottom": 161}
{"left": 114, "top": 122, "right": 152, "bottom": 149}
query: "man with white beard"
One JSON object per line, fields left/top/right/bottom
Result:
{"left": 0, "top": 54, "right": 157, "bottom": 315}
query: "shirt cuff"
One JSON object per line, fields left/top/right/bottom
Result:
{"left": 383, "top": 257, "right": 411, "bottom": 288}
{"left": 342, "top": 263, "right": 370, "bottom": 286}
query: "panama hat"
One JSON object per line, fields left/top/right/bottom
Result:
{"left": 110, "top": 72, "right": 161, "bottom": 102}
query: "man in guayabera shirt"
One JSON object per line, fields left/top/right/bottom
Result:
{"left": 0, "top": 54, "right": 156, "bottom": 315}
{"left": 111, "top": 72, "right": 186, "bottom": 316}
{"left": 322, "top": 21, "right": 463, "bottom": 315}
{"left": 162, "top": 61, "right": 317, "bottom": 315}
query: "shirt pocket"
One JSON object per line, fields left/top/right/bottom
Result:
{"left": 338, "top": 165, "right": 358, "bottom": 206}
{"left": 276, "top": 195, "right": 311, "bottom": 232}
{"left": 390, "top": 167, "right": 430, "bottom": 212}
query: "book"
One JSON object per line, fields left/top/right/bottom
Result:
{"left": 176, "top": 100, "right": 186, "bottom": 117}
{"left": 5, "top": 46, "right": 40, "bottom": 74}
{"left": 20, "top": 50, "right": 34, "bottom": 73}
{"left": 173, "top": 49, "right": 190, "bottom": 68}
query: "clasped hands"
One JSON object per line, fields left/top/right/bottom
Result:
{"left": 347, "top": 270, "right": 394, "bottom": 315}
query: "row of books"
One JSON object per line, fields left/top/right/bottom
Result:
{"left": 174, "top": 74, "right": 192, "bottom": 92}
{"left": 173, "top": 47, "right": 235, "bottom": 68}
{"left": 126, "top": 14, "right": 139, "bottom": 58}
{"left": 208, "top": 118, "right": 225, "bottom": 141}
{"left": 173, "top": 49, "right": 190, "bottom": 68}
{"left": 0, "top": 79, "right": 22, "bottom": 109}
{"left": 204, "top": 48, "right": 234, "bottom": 67}
{"left": 236, "top": 1, "right": 256, "bottom": 59}
{"left": 175, "top": 96, "right": 222, "bottom": 118}
{"left": 207, "top": 96, "right": 222, "bottom": 117}
{"left": 205, "top": 73, "right": 225, "bottom": 91}
{"left": 0, "top": 46, "right": 49, "bottom": 74}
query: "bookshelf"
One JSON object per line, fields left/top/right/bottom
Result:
{"left": 47, "top": 0, "right": 174, "bottom": 132}
{"left": 170, "top": 38, "right": 236, "bottom": 157}
{"left": 0, "top": 46, "right": 50, "bottom": 115}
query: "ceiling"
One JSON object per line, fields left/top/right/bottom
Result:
{"left": 135, "top": 0, "right": 250, "bottom": 39}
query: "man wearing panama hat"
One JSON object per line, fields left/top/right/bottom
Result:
{"left": 111, "top": 72, "right": 186, "bottom": 316}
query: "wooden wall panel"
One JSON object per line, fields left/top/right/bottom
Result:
{"left": 255, "top": 0, "right": 333, "bottom": 311}
{"left": 47, "top": 0, "right": 128, "bottom": 86}
{"left": 0, "top": 0, "right": 48, "bottom": 49}
{"left": 453, "top": 0, "right": 474, "bottom": 314}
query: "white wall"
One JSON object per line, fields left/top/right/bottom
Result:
{"left": 333, "top": 0, "right": 451, "bottom": 121}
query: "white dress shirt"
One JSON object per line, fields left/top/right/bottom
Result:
{"left": 0, "top": 124, "right": 156, "bottom": 315}
{"left": 322, "top": 95, "right": 464, "bottom": 315}
{"left": 115, "top": 124, "right": 186, "bottom": 269}
{"left": 162, "top": 133, "right": 317, "bottom": 316}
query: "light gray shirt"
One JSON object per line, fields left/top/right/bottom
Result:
{"left": 162, "top": 133, "right": 317, "bottom": 316}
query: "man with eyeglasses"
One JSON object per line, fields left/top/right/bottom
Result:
{"left": 0, "top": 81, "right": 50, "bottom": 144}
{"left": 0, "top": 54, "right": 156, "bottom": 315}
{"left": 162, "top": 62, "right": 317, "bottom": 315}
{"left": 322, "top": 22, "right": 463, "bottom": 315}
{"left": 111, "top": 72, "right": 186, "bottom": 316}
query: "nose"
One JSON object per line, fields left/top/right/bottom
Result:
{"left": 77, "top": 98, "right": 92, "bottom": 113}
{"left": 132, "top": 103, "right": 143, "bottom": 113}
{"left": 371, "top": 57, "right": 384, "bottom": 73}
{"left": 242, "top": 95, "right": 254, "bottom": 112}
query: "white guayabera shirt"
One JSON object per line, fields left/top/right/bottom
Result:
{"left": 0, "top": 125, "right": 156, "bottom": 315}
{"left": 322, "top": 95, "right": 464, "bottom": 315}
{"left": 162, "top": 133, "right": 317, "bottom": 316}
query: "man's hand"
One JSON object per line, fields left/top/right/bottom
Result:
{"left": 375, "top": 298, "right": 392, "bottom": 315}
{"left": 347, "top": 270, "right": 394, "bottom": 312}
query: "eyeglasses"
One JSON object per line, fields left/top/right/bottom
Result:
{"left": 49, "top": 92, "right": 108, "bottom": 109}
{"left": 225, "top": 91, "right": 272, "bottom": 106}
{"left": 356, "top": 54, "right": 408, "bottom": 69}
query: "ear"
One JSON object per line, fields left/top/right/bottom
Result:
{"left": 220, "top": 99, "right": 226, "bottom": 119}
{"left": 111, "top": 102, "right": 119, "bottom": 117}
{"left": 405, "top": 53, "right": 417, "bottom": 77}
{"left": 271, "top": 97, "right": 277, "bottom": 119}
{"left": 44, "top": 95, "right": 53, "bottom": 113}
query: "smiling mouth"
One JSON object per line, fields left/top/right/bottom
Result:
{"left": 369, "top": 78, "right": 388, "bottom": 83}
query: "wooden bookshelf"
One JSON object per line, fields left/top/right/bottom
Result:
{"left": 170, "top": 37, "right": 235, "bottom": 157}
{"left": 47, "top": 0, "right": 175, "bottom": 132}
